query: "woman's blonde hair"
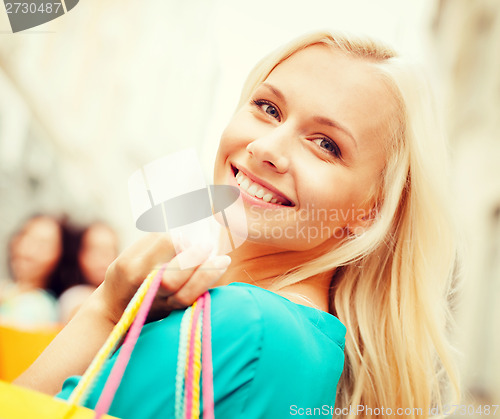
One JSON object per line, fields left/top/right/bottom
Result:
{"left": 235, "top": 31, "right": 460, "bottom": 418}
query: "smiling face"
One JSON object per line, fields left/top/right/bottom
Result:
{"left": 214, "top": 44, "right": 398, "bottom": 251}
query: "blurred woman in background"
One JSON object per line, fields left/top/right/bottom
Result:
{"left": 58, "top": 222, "right": 119, "bottom": 323}
{"left": 0, "top": 215, "right": 64, "bottom": 327}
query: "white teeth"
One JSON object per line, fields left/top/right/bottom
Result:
{"left": 234, "top": 169, "right": 286, "bottom": 205}
{"left": 247, "top": 184, "right": 258, "bottom": 195}
{"left": 240, "top": 178, "right": 250, "bottom": 190}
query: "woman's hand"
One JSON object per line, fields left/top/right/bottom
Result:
{"left": 100, "top": 233, "right": 230, "bottom": 324}
{"left": 14, "top": 233, "right": 230, "bottom": 395}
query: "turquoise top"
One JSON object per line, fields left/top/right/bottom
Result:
{"left": 57, "top": 282, "right": 346, "bottom": 418}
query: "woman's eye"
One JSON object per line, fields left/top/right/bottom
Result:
{"left": 263, "top": 104, "right": 279, "bottom": 119}
{"left": 252, "top": 100, "right": 281, "bottom": 121}
{"left": 312, "top": 138, "right": 342, "bottom": 158}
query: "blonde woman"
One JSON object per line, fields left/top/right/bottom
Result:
{"left": 17, "top": 31, "right": 460, "bottom": 418}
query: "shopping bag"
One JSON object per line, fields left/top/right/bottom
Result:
{"left": 0, "top": 324, "right": 61, "bottom": 382}
{"left": 0, "top": 380, "right": 117, "bottom": 419}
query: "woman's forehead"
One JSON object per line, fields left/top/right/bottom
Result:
{"left": 25, "top": 217, "right": 59, "bottom": 233}
{"left": 265, "top": 45, "right": 386, "bottom": 101}
{"left": 261, "top": 45, "right": 397, "bottom": 149}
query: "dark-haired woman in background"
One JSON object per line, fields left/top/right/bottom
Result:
{"left": 59, "top": 222, "right": 119, "bottom": 323}
{"left": 0, "top": 214, "right": 83, "bottom": 327}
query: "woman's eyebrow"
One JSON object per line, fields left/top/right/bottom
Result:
{"left": 261, "top": 83, "right": 287, "bottom": 105}
{"left": 312, "top": 116, "right": 358, "bottom": 150}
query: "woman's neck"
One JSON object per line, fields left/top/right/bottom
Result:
{"left": 213, "top": 240, "right": 334, "bottom": 313}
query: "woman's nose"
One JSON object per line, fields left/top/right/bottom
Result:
{"left": 246, "top": 126, "right": 291, "bottom": 173}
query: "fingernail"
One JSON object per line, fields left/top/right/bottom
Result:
{"left": 211, "top": 255, "right": 231, "bottom": 270}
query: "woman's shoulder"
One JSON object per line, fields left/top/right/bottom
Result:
{"left": 138, "top": 282, "right": 346, "bottom": 384}
{"left": 142, "top": 282, "right": 346, "bottom": 356}
{"left": 210, "top": 282, "right": 346, "bottom": 348}
{"left": 206, "top": 282, "right": 347, "bottom": 417}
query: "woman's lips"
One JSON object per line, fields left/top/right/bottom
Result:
{"left": 230, "top": 164, "right": 294, "bottom": 207}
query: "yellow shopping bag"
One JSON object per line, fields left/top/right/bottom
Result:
{"left": 0, "top": 324, "right": 61, "bottom": 382}
{"left": 0, "top": 380, "right": 118, "bottom": 419}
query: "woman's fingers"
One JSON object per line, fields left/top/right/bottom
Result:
{"left": 163, "top": 254, "right": 231, "bottom": 311}
{"left": 147, "top": 245, "right": 229, "bottom": 320}
{"left": 111, "top": 233, "right": 176, "bottom": 286}
{"left": 104, "top": 233, "right": 229, "bottom": 322}
{"left": 103, "top": 233, "right": 177, "bottom": 323}
{"left": 156, "top": 242, "right": 214, "bottom": 297}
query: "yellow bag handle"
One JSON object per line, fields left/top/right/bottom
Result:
{"left": 68, "top": 268, "right": 160, "bottom": 406}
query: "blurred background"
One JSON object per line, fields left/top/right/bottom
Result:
{"left": 0, "top": 0, "right": 499, "bottom": 411}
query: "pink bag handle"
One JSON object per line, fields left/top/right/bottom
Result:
{"left": 201, "top": 293, "right": 214, "bottom": 419}
{"left": 92, "top": 265, "right": 215, "bottom": 419}
{"left": 93, "top": 265, "right": 166, "bottom": 419}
